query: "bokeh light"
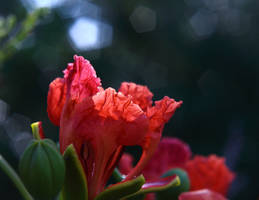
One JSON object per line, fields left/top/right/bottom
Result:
{"left": 68, "top": 17, "right": 113, "bottom": 51}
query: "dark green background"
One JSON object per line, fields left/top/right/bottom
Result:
{"left": 0, "top": 0, "right": 259, "bottom": 199}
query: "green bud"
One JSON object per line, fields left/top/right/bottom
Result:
{"left": 156, "top": 168, "right": 190, "bottom": 200}
{"left": 19, "top": 139, "right": 65, "bottom": 200}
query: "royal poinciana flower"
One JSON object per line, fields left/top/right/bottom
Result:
{"left": 47, "top": 55, "right": 182, "bottom": 200}
{"left": 118, "top": 137, "right": 235, "bottom": 199}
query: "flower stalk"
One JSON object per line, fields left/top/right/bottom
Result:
{"left": 0, "top": 154, "right": 33, "bottom": 200}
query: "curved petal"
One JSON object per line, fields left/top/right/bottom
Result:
{"left": 146, "top": 96, "right": 183, "bottom": 134}
{"left": 179, "top": 189, "right": 227, "bottom": 200}
{"left": 125, "top": 97, "right": 182, "bottom": 181}
{"left": 185, "top": 155, "right": 235, "bottom": 196}
{"left": 47, "top": 78, "right": 66, "bottom": 126}
{"left": 119, "top": 82, "right": 153, "bottom": 111}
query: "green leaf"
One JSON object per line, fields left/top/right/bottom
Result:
{"left": 124, "top": 175, "right": 180, "bottom": 200}
{"left": 62, "top": 144, "right": 88, "bottom": 200}
{"left": 94, "top": 175, "right": 145, "bottom": 200}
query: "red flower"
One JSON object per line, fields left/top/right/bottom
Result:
{"left": 179, "top": 189, "right": 227, "bottom": 200}
{"left": 47, "top": 55, "right": 182, "bottom": 199}
{"left": 185, "top": 155, "right": 235, "bottom": 196}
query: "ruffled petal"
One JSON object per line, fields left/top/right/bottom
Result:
{"left": 47, "top": 78, "right": 66, "bottom": 126}
{"left": 146, "top": 96, "right": 183, "bottom": 134}
{"left": 92, "top": 88, "right": 149, "bottom": 146}
{"left": 142, "top": 137, "right": 191, "bottom": 181}
{"left": 119, "top": 82, "right": 153, "bottom": 111}
{"left": 185, "top": 155, "right": 235, "bottom": 196}
{"left": 64, "top": 55, "right": 101, "bottom": 103}
{"left": 179, "top": 189, "right": 227, "bottom": 200}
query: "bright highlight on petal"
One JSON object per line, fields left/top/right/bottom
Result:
{"left": 179, "top": 189, "right": 227, "bottom": 200}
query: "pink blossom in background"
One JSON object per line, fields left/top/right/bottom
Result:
{"left": 179, "top": 189, "right": 227, "bottom": 200}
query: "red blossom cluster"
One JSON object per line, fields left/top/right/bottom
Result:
{"left": 47, "top": 55, "right": 234, "bottom": 200}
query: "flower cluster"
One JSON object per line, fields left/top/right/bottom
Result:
{"left": 119, "top": 137, "right": 235, "bottom": 200}
{"left": 0, "top": 55, "right": 237, "bottom": 200}
{"left": 47, "top": 55, "right": 182, "bottom": 200}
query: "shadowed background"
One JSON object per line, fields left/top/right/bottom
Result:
{"left": 0, "top": 0, "right": 259, "bottom": 199}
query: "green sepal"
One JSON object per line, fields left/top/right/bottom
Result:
{"left": 94, "top": 175, "right": 145, "bottom": 200}
{"left": 62, "top": 144, "right": 88, "bottom": 200}
{"left": 156, "top": 168, "right": 190, "bottom": 200}
{"left": 124, "top": 175, "right": 180, "bottom": 200}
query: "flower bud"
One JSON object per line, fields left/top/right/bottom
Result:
{"left": 156, "top": 168, "right": 190, "bottom": 200}
{"left": 19, "top": 139, "right": 65, "bottom": 200}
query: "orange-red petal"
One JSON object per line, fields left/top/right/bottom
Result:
{"left": 119, "top": 82, "right": 153, "bottom": 111}
{"left": 47, "top": 78, "right": 66, "bottom": 126}
{"left": 146, "top": 96, "right": 183, "bottom": 134}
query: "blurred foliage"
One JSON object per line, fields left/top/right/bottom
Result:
{"left": 0, "top": 0, "right": 259, "bottom": 199}
{"left": 0, "top": 8, "right": 48, "bottom": 66}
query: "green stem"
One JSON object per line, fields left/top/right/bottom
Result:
{"left": 0, "top": 154, "right": 33, "bottom": 200}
